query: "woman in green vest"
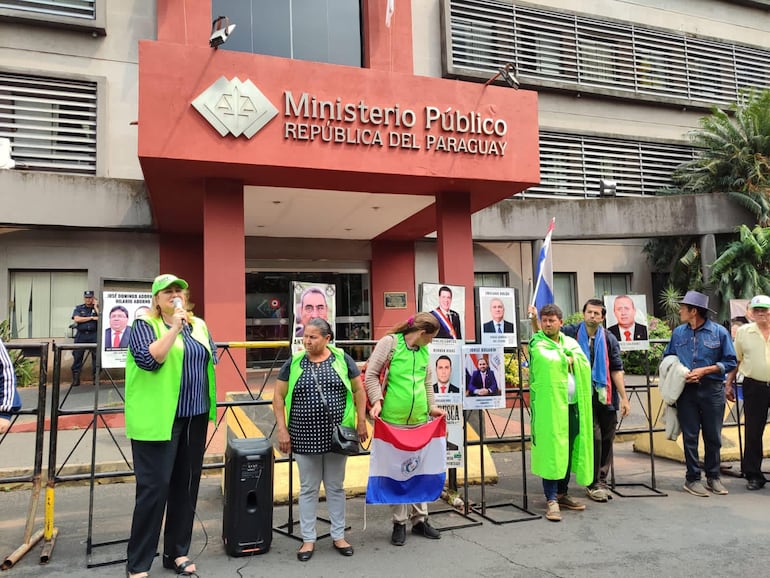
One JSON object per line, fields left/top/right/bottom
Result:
{"left": 125, "top": 274, "right": 217, "bottom": 578}
{"left": 365, "top": 312, "right": 446, "bottom": 547}
{"left": 273, "top": 317, "right": 368, "bottom": 562}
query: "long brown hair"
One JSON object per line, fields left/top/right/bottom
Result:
{"left": 387, "top": 312, "right": 439, "bottom": 336}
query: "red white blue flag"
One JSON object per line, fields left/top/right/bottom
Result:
{"left": 366, "top": 417, "right": 446, "bottom": 504}
{"left": 532, "top": 217, "right": 555, "bottom": 312}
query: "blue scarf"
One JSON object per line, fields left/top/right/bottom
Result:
{"left": 577, "top": 323, "right": 612, "bottom": 405}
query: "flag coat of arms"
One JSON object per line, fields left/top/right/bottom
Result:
{"left": 366, "top": 417, "right": 447, "bottom": 504}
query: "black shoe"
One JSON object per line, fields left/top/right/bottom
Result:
{"left": 391, "top": 523, "right": 406, "bottom": 546}
{"left": 411, "top": 520, "right": 441, "bottom": 539}
{"left": 747, "top": 478, "right": 766, "bottom": 491}
{"left": 296, "top": 547, "right": 314, "bottom": 562}
{"left": 71, "top": 372, "right": 80, "bottom": 387}
{"left": 162, "top": 554, "right": 196, "bottom": 576}
{"left": 333, "top": 542, "right": 354, "bottom": 556}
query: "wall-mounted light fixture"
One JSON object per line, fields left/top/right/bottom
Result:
{"left": 599, "top": 179, "right": 617, "bottom": 197}
{"left": 485, "top": 63, "right": 519, "bottom": 89}
{"left": 210, "top": 16, "right": 236, "bottom": 49}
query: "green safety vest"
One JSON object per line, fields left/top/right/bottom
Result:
{"left": 125, "top": 315, "right": 217, "bottom": 441}
{"left": 381, "top": 333, "right": 429, "bottom": 425}
{"left": 285, "top": 345, "right": 356, "bottom": 429}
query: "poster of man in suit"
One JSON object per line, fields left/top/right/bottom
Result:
{"left": 479, "top": 287, "right": 518, "bottom": 347}
{"left": 100, "top": 290, "right": 152, "bottom": 369}
{"left": 604, "top": 294, "right": 649, "bottom": 351}
{"left": 420, "top": 283, "right": 465, "bottom": 342}
{"left": 429, "top": 341, "right": 464, "bottom": 467}
{"left": 462, "top": 345, "right": 505, "bottom": 410}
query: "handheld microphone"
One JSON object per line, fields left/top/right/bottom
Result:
{"left": 173, "top": 297, "right": 187, "bottom": 325}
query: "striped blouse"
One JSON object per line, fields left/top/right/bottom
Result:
{"left": 129, "top": 318, "right": 217, "bottom": 418}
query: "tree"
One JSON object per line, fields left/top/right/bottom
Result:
{"left": 646, "top": 89, "right": 770, "bottom": 318}
{"left": 673, "top": 89, "right": 770, "bottom": 225}
{"left": 709, "top": 224, "right": 770, "bottom": 320}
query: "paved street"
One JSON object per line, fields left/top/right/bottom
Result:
{"left": 2, "top": 440, "right": 770, "bottom": 578}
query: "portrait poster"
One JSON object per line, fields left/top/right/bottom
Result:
{"left": 291, "top": 282, "right": 336, "bottom": 354}
{"left": 419, "top": 282, "right": 466, "bottom": 344}
{"left": 100, "top": 291, "right": 152, "bottom": 369}
{"left": 462, "top": 345, "right": 505, "bottom": 410}
{"left": 478, "top": 286, "right": 518, "bottom": 347}
{"left": 429, "top": 341, "right": 464, "bottom": 468}
{"left": 604, "top": 294, "right": 649, "bottom": 351}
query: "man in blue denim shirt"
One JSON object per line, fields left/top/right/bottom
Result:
{"left": 663, "top": 291, "right": 737, "bottom": 497}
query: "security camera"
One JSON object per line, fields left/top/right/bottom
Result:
{"left": 209, "top": 16, "right": 235, "bottom": 49}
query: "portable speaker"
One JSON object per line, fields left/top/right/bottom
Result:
{"left": 222, "top": 437, "right": 274, "bottom": 556}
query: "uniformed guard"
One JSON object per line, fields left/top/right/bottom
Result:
{"left": 71, "top": 290, "right": 99, "bottom": 386}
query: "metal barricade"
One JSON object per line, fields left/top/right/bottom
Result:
{"left": 0, "top": 342, "right": 49, "bottom": 570}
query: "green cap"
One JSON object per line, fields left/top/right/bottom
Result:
{"left": 151, "top": 274, "right": 188, "bottom": 295}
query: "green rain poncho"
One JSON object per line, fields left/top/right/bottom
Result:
{"left": 529, "top": 330, "right": 594, "bottom": 485}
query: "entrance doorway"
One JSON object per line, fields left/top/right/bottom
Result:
{"left": 245, "top": 271, "right": 371, "bottom": 367}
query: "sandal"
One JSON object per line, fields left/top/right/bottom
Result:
{"left": 162, "top": 554, "right": 198, "bottom": 576}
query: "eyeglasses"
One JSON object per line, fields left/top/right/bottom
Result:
{"left": 752, "top": 309, "right": 770, "bottom": 315}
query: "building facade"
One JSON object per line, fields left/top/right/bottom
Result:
{"left": 0, "top": 0, "right": 763, "bottom": 369}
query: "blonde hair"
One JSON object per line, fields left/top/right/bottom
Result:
{"left": 149, "top": 287, "right": 193, "bottom": 323}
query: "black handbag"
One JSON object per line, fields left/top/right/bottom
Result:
{"left": 331, "top": 424, "right": 360, "bottom": 456}
{"left": 309, "top": 363, "right": 360, "bottom": 456}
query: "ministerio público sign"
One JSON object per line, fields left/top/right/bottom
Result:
{"left": 192, "top": 77, "right": 509, "bottom": 157}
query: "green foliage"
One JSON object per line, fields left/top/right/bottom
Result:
{"left": 0, "top": 319, "right": 38, "bottom": 386}
{"left": 620, "top": 315, "right": 672, "bottom": 375}
{"left": 709, "top": 224, "right": 770, "bottom": 320}
{"left": 564, "top": 312, "right": 583, "bottom": 326}
{"left": 658, "top": 285, "right": 683, "bottom": 329}
{"left": 673, "top": 89, "right": 770, "bottom": 227}
{"left": 643, "top": 237, "right": 703, "bottom": 297}
{"left": 503, "top": 352, "right": 520, "bottom": 387}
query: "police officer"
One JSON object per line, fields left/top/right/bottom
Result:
{"left": 71, "top": 290, "right": 99, "bottom": 386}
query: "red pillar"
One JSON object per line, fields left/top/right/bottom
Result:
{"left": 159, "top": 232, "right": 204, "bottom": 306}
{"left": 202, "top": 179, "right": 245, "bottom": 400}
{"left": 371, "top": 240, "right": 416, "bottom": 339}
{"left": 435, "top": 192, "right": 475, "bottom": 339}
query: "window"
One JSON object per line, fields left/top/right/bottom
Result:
{"left": 594, "top": 273, "right": 631, "bottom": 297}
{"left": 211, "top": 0, "right": 362, "bottom": 67}
{"left": 443, "top": 0, "right": 770, "bottom": 107}
{"left": 245, "top": 270, "right": 370, "bottom": 366}
{"left": 553, "top": 272, "right": 577, "bottom": 317}
{"left": 0, "top": 0, "right": 105, "bottom": 34}
{"left": 9, "top": 271, "right": 87, "bottom": 338}
{"left": 0, "top": 72, "right": 98, "bottom": 174}
{"left": 516, "top": 7, "right": 576, "bottom": 80}
{"left": 522, "top": 132, "right": 696, "bottom": 199}
{"left": 474, "top": 272, "right": 509, "bottom": 287}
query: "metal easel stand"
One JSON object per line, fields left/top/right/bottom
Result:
{"left": 85, "top": 363, "right": 134, "bottom": 568}
{"left": 470, "top": 392, "right": 541, "bottom": 524}
{"left": 609, "top": 351, "right": 667, "bottom": 498}
{"left": 429, "top": 418, "right": 483, "bottom": 531}
{"left": 272, "top": 452, "right": 347, "bottom": 542}
{"left": 720, "top": 395, "right": 745, "bottom": 479}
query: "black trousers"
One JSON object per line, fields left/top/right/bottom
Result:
{"left": 592, "top": 395, "right": 618, "bottom": 485}
{"left": 742, "top": 378, "right": 770, "bottom": 482}
{"left": 127, "top": 413, "right": 208, "bottom": 573}
{"left": 71, "top": 331, "right": 96, "bottom": 373}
